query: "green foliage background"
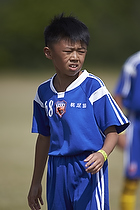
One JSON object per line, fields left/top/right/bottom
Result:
{"left": 0, "top": 0, "right": 140, "bottom": 69}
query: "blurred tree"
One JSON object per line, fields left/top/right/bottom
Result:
{"left": 0, "top": 0, "right": 140, "bottom": 70}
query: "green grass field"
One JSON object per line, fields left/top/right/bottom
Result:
{"left": 0, "top": 68, "right": 140, "bottom": 210}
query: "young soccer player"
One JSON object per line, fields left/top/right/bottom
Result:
{"left": 114, "top": 51, "right": 140, "bottom": 210}
{"left": 28, "top": 14, "right": 129, "bottom": 210}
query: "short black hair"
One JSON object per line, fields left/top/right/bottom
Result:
{"left": 44, "top": 13, "right": 90, "bottom": 47}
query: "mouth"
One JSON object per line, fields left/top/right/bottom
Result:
{"left": 69, "top": 64, "right": 78, "bottom": 70}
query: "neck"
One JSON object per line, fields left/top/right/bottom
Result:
{"left": 53, "top": 71, "right": 82, "bottom": 92}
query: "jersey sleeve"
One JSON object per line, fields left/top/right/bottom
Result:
{"left": 91, "top": 85, "right": 129, "bottom": 134}
{"left": 31, "top": 91, "right": 50, "bottom": 136}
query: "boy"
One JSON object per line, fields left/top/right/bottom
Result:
{"left": 114, "top": 51, "right": 140, "bottom": 210}
{"left": 28, "top": 14, "right": 129, "bottom": 210}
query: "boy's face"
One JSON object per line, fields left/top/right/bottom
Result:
{"left": 44, "top": 39, "right": 87, "bottom": 77}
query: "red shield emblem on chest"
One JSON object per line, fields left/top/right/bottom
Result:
{"left": 55, "top": 100, "right": 67, "bottom": 118}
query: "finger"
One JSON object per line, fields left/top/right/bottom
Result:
{"left": 85, "top": 161, "right": 93, "bottom": 168}
{"left": 28, "top": 204, "right": 35, "bottom": 210}
{"left": 84, "top": 154, "right": 94, "bottom": 162}
{"left": 35, "top": 199, "right": 41, "bottom": 210}
{"left": 28, "top": 198, "right": 35, "bottom": 210}
{"left": 86, "top": 164, "right": 99, "bottom": 174}
{"left": 29, "top": 200, "right": 40, "bottom": 210}
{"left": 86, "top": 162, "right": 96, "bottom": 171}
{"left": 85, "top": 156, "right": 95, "bottom": 167}
{"left": 91, "top": 165, "right": 102, "bottom": 174}
{"left": 86, "top": 159, "right": 101, "bottom": 170}
{"left": 28, "top": 202, "right": 36, "bottom": 210}
{"left": 87, "top": 161, "right": 103, "bottom": 174}
{"left": 39, "top": 196, "right": 44, "bottom": 205}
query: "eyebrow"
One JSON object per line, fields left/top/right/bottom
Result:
{"left": 64, "top": 46, "right": 87, "bottom": 50}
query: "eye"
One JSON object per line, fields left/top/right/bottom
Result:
{"left": 63, "top": 50, "right": 72, "bottom": 53}
{"left": 78, "top": 50, "right": 86, "bottom": 54}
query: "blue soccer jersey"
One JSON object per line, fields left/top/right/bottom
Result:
{"left": 32, "top": 70, "right": 129, "bottom": 156}
{"left": 115, "top": 51, "right": 140, "bottom": 112}
{"left": 114, "top": 52, "right": 140, "bottom": 179}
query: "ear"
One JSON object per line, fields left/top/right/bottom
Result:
{"left": 44, "top": 47, "right": 52, "bottom": 59}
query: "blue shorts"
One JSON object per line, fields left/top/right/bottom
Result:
{"left": 124, "top": 116, "right": 140, "bottom": 179}
{"left": 47, "top": 152, "right": 109, "bottom": 210}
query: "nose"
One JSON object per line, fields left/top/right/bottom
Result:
{"left": 70, "top": 51, "right": 79, "bottom": 61}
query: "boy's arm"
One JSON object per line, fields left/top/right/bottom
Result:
{"left": 28, "top": 134, "right": 50, "bottom": 210}
{"left": 84, "top": 125, "right": 118, "bottom": 174}
{"left": 113, "top": 94, "right": 127, "bottom": 149}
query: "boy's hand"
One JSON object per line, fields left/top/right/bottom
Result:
{"left": 28, "top": 184, "right": 43, "bottom": 210}
{"left": 84, "top": 152, "right": 105, "bottom": 174}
